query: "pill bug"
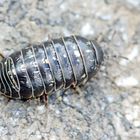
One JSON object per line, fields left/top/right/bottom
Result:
{"left": 0, "top": 35, "right": 103, "bottom": 103}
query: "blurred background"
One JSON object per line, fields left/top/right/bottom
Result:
{"left": 0, "top": 0, "right": 140, "bottom": 140}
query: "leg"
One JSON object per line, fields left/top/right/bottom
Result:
{"left": 4, "top": 97, "right": 12, "bottom": 105}
{"left": 95, "top": 29, "right": 116, "bottom": 43}
{"left": 71, "top": 84, "right": 82, "bottom": 95}
{"left": 0, "top": 52, "right": 4, "bottom": 59}
{"left": 40, "top": 93, "right": 48, "bottom": 106}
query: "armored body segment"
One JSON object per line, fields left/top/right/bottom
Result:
{"left": 76, "top": 36, "right": 97, "bottom": 78}
{"left": 8, "top": 51, "right": 33, "bottom": 99}
{"left": 22, "top": 47, "right": 45, "bottom": 98}
{"left": 33, "top": 44, "right": 54, "bottom": 93}
{"left": 44, "top": 41, "right": 63, "bottom": 90}
{"left": 52, "top": 38, "right": 74, "bottom": 89}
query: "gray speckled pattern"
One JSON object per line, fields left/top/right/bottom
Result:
{"left": 0, "top": 0, "right": 140, "bottom": 140}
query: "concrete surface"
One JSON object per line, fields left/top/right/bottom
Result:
{"left": 0, "top": 0, "right": 140, "bottom": 140}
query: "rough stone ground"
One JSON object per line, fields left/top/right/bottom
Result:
{"left": 0, "top": 0, "right": 140, "bottom": 140}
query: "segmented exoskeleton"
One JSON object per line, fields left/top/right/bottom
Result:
{"left": 0, "top": 35, "right": 103, "bottom": 102}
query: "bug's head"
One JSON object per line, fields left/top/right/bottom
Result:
{"left": 91, "top": 41, "right": 104, "bottom": 66}
{"left": 96, "top": 45, "right": 104, "bottom": 66}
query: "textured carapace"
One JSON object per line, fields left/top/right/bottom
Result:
{"left": 0, "top": 35, "right": 103, "bottom": 100}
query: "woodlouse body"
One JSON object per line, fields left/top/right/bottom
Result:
{"left": 0, "top": 35, "right": 103, "bottom": 100}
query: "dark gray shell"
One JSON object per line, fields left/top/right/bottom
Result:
{"left": 0, "top": 35, "right": 103, "bottom": 99}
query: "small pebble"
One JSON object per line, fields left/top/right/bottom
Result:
{"left": 81, "top": 23, "right": 94, "bottom": 36}
{"left": 115, "top": 76, "right": 138, "bottom": 87}
{"left": 126, "top": 0, "right": 140, "bottom": 7}
{"left": 49, "top": 135, "right": 56, "bottom": 140}
{"left": 36, "top": 105, "right": 46, "bottom": 114}
{"left": 106, "top": 95, "right": 114, "bottom": 103}
{"left": 133, "top": 120, "right": 140, "bottom": 127}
